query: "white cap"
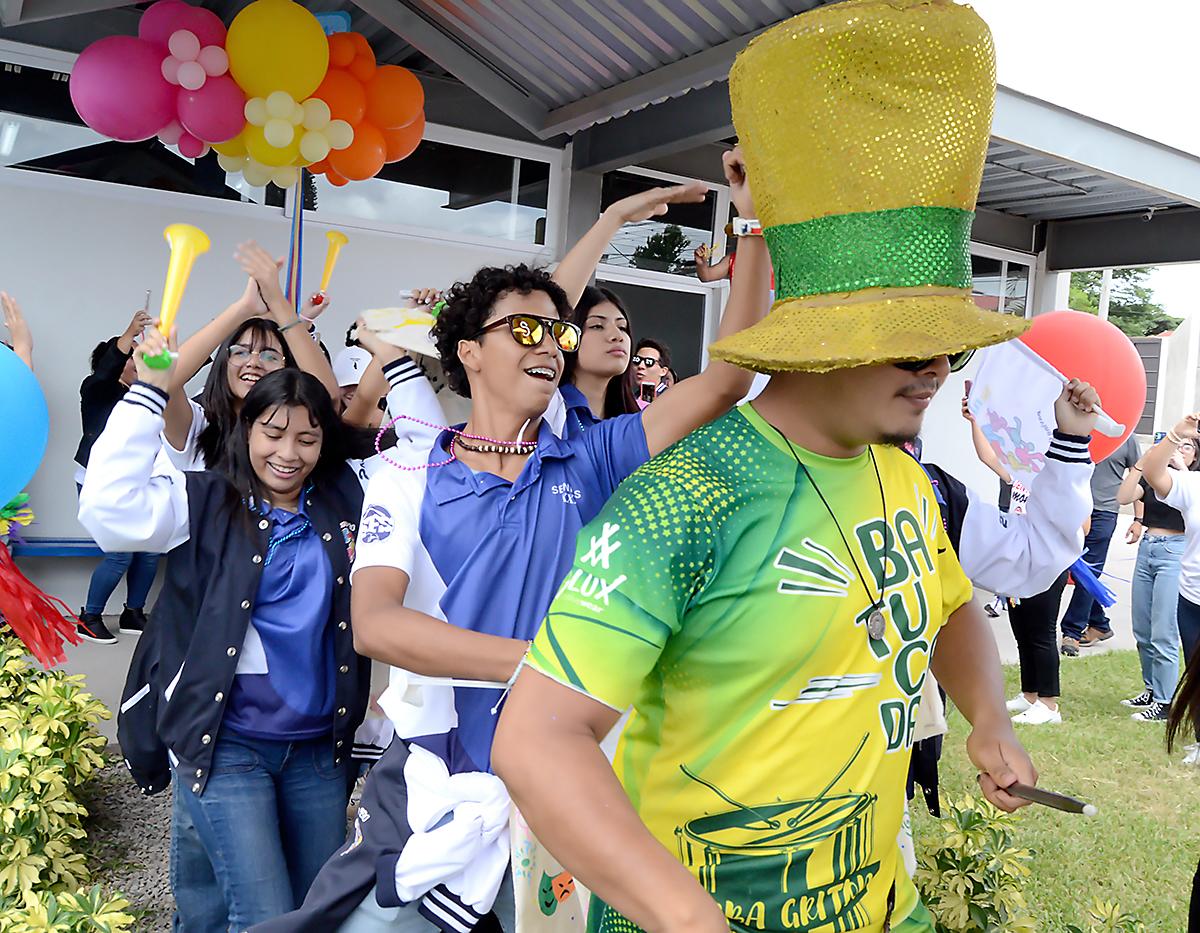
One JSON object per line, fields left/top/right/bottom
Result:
{"left": 332, "top": 346, "right": 372, "bottom": 387}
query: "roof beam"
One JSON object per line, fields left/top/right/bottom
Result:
{"left": 1045, "top": 207, "right": 1200, "bottom": 270}
{"left": 350, "top": 0, "right": 548, "bottom": 136}
{"left": 993, "top": 84, "right": 1200, "bottom": 209}
{"left": 571, "top": 80, "right": 732, "bottom": 173}
{"left": 3, "top": 0, "right": 133, "bottom": 26}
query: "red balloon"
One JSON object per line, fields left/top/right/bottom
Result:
{"left": 365, "top": 65, "right": 423, "bottom": 129}
{"left": 1019, "top": 310, "right": 1147, "bottom": 462}
{"left": 329, "top": 122, "right": 386, "bottom": 180}
{"left": 382, "top": 112, "right": 424, "bottom": 163}
{"left": 313, "top": 68, "right": 366, "bottom": 125}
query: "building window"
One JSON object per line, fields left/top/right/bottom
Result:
{"left": 309, "top": 139, "right": 549, "bottom": 244}
{"left": 971, "top": 250, "right": 1034, "bottom": 317}
{"left": 600, "top": 171, "right": 717, "bottom": 275}
{"left": 0, "top": 62, "right": 278, "bottom": 205}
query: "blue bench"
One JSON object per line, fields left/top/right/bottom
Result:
{"left": 10, "top": 537, "right": 103, "bottom": 558}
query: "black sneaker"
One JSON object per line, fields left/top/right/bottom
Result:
{"left": 118, "top": 606, "right": 148, "bottom": 635}
{"left": 76, "top": 610, "right": 117, "bottom": 645}
{"left": 1132, "top": 701, "right": 1169, "bottom": 722}
{"left": 1121, "top": 689, "right": 1154, "bottom": 709}
{"left": 984, "top": 603, "right": 1000, "bottom": 618}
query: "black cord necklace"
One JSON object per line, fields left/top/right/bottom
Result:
{"left": 769, "top": 422, "right": 889, "bottom": 641}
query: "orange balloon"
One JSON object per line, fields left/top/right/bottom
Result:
{"left": 383, "top": 112, "right": 424, "bottom": 162}
{"left": 314, "top": 68, "right": 366, "bottom": 125}
{"left": 326, "top": 166, "right": 349, "bottom": 187}
{"left": 348, "top": 31, "right": 372, "bottom": 56}
{"left": 308, "top": 156, "right": 331, "bottom": 175}
{"left": 365, "top": 65, "right": 423, "bottom": 129}
{"left": 328, "top": 33, "right": 356, "bottom": 69}
{"left": 329, "top": 121, "right": 386, "bottom": 180}
{"left": 348, "top": 55, "right": 376, "bottom": 83}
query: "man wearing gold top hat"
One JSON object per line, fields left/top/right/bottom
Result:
{"left": 495, "top": 2, "right": 1042, "bottom": 931}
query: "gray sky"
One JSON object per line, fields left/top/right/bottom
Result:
{"left": 971, "top": 0, "right": 1200, "bottom": 320}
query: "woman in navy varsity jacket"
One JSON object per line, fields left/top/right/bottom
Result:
{"left": 79, "top": 329, "right": 370, "bottom": 931}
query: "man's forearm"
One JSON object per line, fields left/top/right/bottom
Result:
{"left": 931, "top": 605, "right": 1008, "bottom": 726}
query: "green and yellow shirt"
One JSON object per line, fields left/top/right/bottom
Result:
{"left": 529, "top": 404, "right": 972, "bottom": 932}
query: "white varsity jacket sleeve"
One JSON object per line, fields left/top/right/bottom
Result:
{"left": 956, "top": 430, "right": 1094, "bottom": 598}
{"left": 78, "top": 383, "right": 191, "bottom": 554}
{"left": 381, "top": 357, "right": 448, "bottom": 457}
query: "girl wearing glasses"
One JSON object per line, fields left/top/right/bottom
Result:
{"left": 79, "top": 330, "right": 372, "bottom": 930}
{"left": 162, "top": 242, "right": 338, "bottom": 473}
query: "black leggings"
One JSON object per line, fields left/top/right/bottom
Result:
{"left": 1178, "top": 595, "right": 1200, "bottom": 741}
{"left": 1008, "top": 571, "right": 1069, "bottom": 698}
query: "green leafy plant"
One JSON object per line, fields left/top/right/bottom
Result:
{"left": 1064, "top": 900, "right": 1147, "bottom": 933}
{"left": 915, "top": 794, "right": 1036, "bottom": 932}
{"left": 0, "top": 633, "right": 129, "bottom": 927}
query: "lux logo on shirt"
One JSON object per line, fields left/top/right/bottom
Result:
{"left": 565, "top": 522, "right": 626, "bottom": 608}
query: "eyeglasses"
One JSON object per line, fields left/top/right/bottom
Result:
{"left": 894, "top": 350, "right": 975, "bottom": 374}
{"left": 472, "top": 314, "right": 581, "bottom": 353}
{"left": 229, "top": 345, "right": 285, "bottom": 367}
{"left": 631, "top": 355, "right": 662, "bottom": 368}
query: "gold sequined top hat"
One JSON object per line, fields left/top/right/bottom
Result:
{"left": 710, "top": 0, "right": 1029, "bottom": 373}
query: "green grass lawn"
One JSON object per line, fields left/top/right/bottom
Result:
{"left": 913, "top": 649, "right": 1198, "bottom": 930}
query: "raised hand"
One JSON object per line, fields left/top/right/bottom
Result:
{"left": 1174, "top": 414, "right": 1200, "bottom": 440}
{"left": 234, "top": 242, "right": 287, "bottom": 312}
{"left": 603, "top": 182, "right": 708, "bottom": 226}
{"left": 126, "top": 308, "right": 154, "bottom": 338}
{"left": 723, "top": 146, "right": 756, "bottom": 218}
{"left": 352, "top": 315, "right": 404, "bottom": 365}
{"left": 1, "top": 292, "right": 32, "bottom": 367}
{"left": 1054, "top": 378, "right": 1100, "bottom": 436}
{"left": 133, "top": 326, "right": 177, "bottom": 390}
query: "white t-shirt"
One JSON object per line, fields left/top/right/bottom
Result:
{"left": 1163, "top": 470, "right": 1200, "bottom": 604}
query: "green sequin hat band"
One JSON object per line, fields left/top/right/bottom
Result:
{"left": 764, "top": 205, "right": 973, "bottom": 300}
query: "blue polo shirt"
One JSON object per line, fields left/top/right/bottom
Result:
{"left": 223, "top": 499, "right": 336, "bottom": 740}
{"left": 558, "top": 383, "right": 599, "bottom": 439}
{"left": 351, "top": 411, "right": 649, "bottom": 773}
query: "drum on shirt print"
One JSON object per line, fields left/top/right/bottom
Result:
{"left": 673, "top": 737, "right": 880, "bottom": 932}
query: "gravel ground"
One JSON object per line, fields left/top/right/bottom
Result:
{"left": 80, "top": 752, "right": 173, "bottom": 933}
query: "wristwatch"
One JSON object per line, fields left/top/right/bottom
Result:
{"left": 732, "top": 217, "right": 763, "bottom": 237}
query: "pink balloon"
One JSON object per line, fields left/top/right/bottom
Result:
{"left": 158, "top": 119, "right": 183, "bottom": 145}
{"left": 178, "top": 132, "right": 206, "bottom": 158}
{"left": 177, "top": 74, "right": 246, "bottom": 143}
{"left": 70, "top": 36, "right": 176, "bottom": 142}
{"left": 197, "top": 45, "right": 228, "bottom": 77}
{"left": 140, "top": 0, "right": 226, "bottom": 49}
{"left": 178, "top": 60, "right": 206, "bottom": 90}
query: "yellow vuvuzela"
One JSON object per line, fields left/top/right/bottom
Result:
{"left": 145, "top": 223, "right": 210, "bottom": 369}
{"left": 319, "top": 230, "right": 348, "bottom": 293}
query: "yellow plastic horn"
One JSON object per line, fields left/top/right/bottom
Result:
{"left": 145, "top": 223, "right": 210, "bottom": 370}
{"left": 319, "top": 230, "right": 348, "bottom": 293}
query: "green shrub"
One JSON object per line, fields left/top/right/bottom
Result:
{"left": 0, "top": 634, "right": 131, "bottom": 931}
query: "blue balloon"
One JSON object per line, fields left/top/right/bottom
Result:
{"left": 0, "top": 343, "right": 49, "bottom": 508}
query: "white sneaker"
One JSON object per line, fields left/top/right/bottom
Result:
{"left": 1006, "top": 694, "right": 1034, "bottom": 713}
{"left": 1183, "top": 744, "right": 1200, "bottom": 766}
{"left": 1012, "top": 700, "right": 1063, "bottom": 725}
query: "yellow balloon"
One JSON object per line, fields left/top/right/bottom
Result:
{"left": 226, "top": 0, "right": 330, "bottom": 101}
{"left": 213, "top": 131, "right": 248, "bottom": 158}
{"left": 244, "top": 123, "right": 302, "bottom": 167}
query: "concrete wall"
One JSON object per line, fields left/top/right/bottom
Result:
{"left": 1, "top": 169, "right": 551, "bottom": 609}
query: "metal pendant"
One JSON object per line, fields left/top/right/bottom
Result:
{"left": 867, "top": 608, "right": 886, "bottom": 641}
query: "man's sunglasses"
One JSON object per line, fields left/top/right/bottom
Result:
{"left": 894, "top": 350, "right": 975, "bottom": 374}
{"left": 631, "top": 355, "right": 662, "bottom": 368}
{"left": 472, "top": 314, "right": 581, "bottom": 353}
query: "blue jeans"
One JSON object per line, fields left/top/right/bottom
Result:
{"left": 1178, "top": 595, "right": 1200, "bottom": 741}
{"left": 84, "top": 550, "right": 159, "bottom": 614}
{"left": 171, "top": 780, "right": 225, "bottom": 933}
{"left": 1131, "top": 534, "right": 1185, "bottom": 703}
{"left": 1060, "top": 508, "right": 1119, "bottom": 639}
{"left": 175, "top": 731, "right": 350, "bottom": 930}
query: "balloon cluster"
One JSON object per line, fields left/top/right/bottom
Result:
{"left": 69, "top": 0, "right": 425, "bottom": 189}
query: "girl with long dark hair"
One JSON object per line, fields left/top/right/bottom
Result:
{"left": 79, "top": 329, "right": 370, "bottom": 930}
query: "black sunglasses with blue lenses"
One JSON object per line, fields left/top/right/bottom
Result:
{"left": 894, "top": 350, "right": 975, "bottom": 374}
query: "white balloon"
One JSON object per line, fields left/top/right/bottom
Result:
{"left": 216, "top": 152, "right": 246, "bottom": 174}
{"left": 168, "top": 29, "right": 200, "bottom": 62}
{"left": 326, "top": 120, "right": 354, "bottom": 150}
{"left": 177, "top": 61, "right": 206, "bottom": 91}
{"left": 299, "top": 131, "right": 331, "bottom": 164}
{"left": 158, "top": 120, "right": 184, "bottom": 146}
{"left": 243, "top": 160, "right": 273, "bottom": 187}
{"left": 266, "top": 90, "right": 294, "bottom": 120}
{"left": 263, "top": 118, "right": 295, "bottom": 149}
{"left": 161, "top": 56, "right": 182, "bottom": 86}
{"left": 289, "top": 103, "right": 305, "bottom": 125}
{"left": 244, "top": 97, "right": 268, "bottom": 126}
{"left": 272, "top": 165, "right": 300, "bottom": 188}
{"left": 197, "top": 46, "right": 229, "bottom": 77}
{"left": 301, "top": 98, "right": 331, "bottom": 131}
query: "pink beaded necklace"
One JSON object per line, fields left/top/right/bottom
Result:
{"left": 374, "top": 414, "right": 537, "bottom": 472}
